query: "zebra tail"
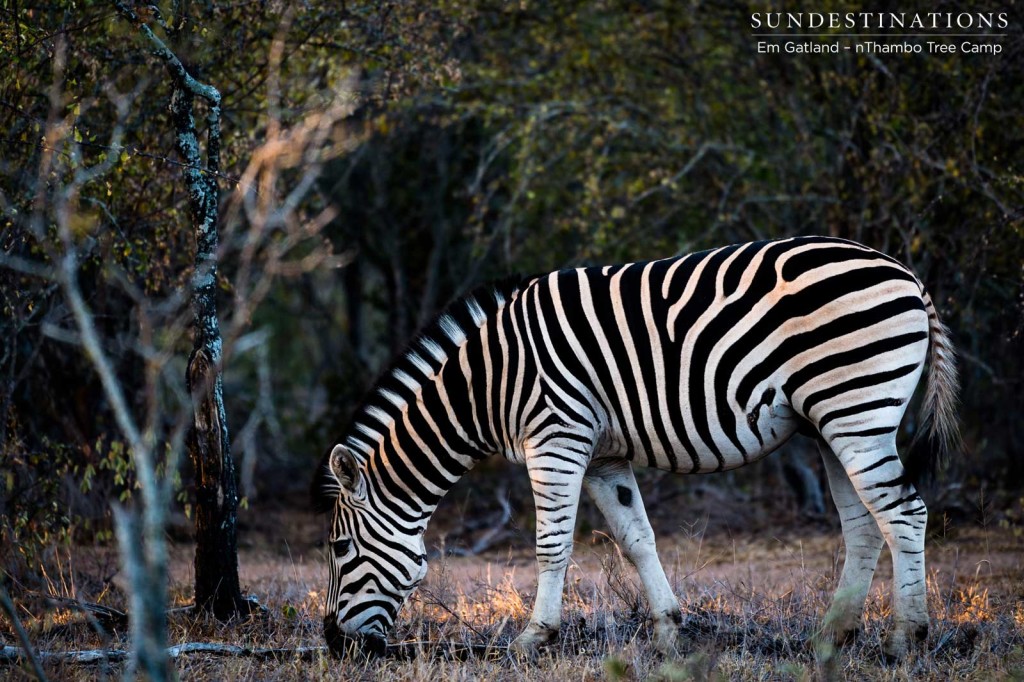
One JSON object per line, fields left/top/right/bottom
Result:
{"left": 904, "top": 292, "right": 962, "bottom": 485}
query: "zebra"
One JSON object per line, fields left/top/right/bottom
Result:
{"left": 312, "top": 235, "right": 960, "bottom": 660}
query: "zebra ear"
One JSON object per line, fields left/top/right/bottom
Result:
{"left": 311, "top": 443, "right": 361, "bottom": 513}
{"left": 329, "top": 444, "right": 361, "bottom": 492}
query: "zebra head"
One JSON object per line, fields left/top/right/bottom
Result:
{"left": 312, "top": 443, "right": 429, "bottom": 657}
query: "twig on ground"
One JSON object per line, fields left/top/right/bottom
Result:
{"left": 32, "top": 594, "right": 129, "bottom": 634}
{"left": 0, "top": 639, "right": 509, "bottom": 666}
{"left": 0, "top": 643, "right": 328, "bottom": 665}
{"left": 414, "top": 588, "right": 489, "bottom": 641}
{"left": 386, "top": 640, "right": 508, "bottom": 662}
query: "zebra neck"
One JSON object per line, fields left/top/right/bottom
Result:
{"left": 347, "top": 282, "right": 533, "bottom": 532}
{"left": 361, "top": 431, "right": 484, "bottom": 531}
{"left": 358, "top": 322, "right": 505, "bottom": 531}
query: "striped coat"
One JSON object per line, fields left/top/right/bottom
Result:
{"left": 313, "top": 236, "right": 959, "bottom": 659}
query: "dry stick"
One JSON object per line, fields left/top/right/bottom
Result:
{"left": 0, "top": 640, "right": 507, "bottom": 666}
{"left": 33, "top": 595, "right": 129, "bottom": 632}
{"left": 0, "top": 643, "right": 328, "bottom": 665}
{"left": 469, "top": 488, "right": 513, "bottom": 556}
{"left": 0, "top": 588, "right": 49, "bottom": 682}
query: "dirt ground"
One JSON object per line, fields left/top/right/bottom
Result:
{"left": 155, "top": 506, "right": 1022, "bottom": 680}
{"left": 228, "top": 507, "right": 1024, "bottom": 616}
{"left": 222, "top": 503, "right": 1024, "bottom": 607}
{"left": 6, "top": 501, "right": 1024, "bottom": 681}
{"left": 222, "top": 485, "right": 1024, "bottom": 612}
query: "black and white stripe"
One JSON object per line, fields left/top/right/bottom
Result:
{"left": 313, "top": 236, "right": 960, "bottom": 659}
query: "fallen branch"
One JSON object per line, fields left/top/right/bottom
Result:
{"left": 437, "top": 486, "right": 514, "bottom": 558}
{"left": 0, "top": 643, "right": 328, "bottom": 665}
{"left": 33, "top": 595, "right": 129, "bottom": 634}
{"left": 386, "top": 640, "right": 508, "bottom": 662}
{"left": 0, "top": 639, "right": 509, "bottom": 665}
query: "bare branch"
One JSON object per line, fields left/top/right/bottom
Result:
{"left": 111, "top": 2, "right": 221, "bottom": 107}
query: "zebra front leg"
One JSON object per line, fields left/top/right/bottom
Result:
{"left": 584, "top": 460, "right": 681, "bottom": 654}
{"left": 511, "top": 447, "right": 588, "bottom": 655}
{"left": 817, "top": 440, "right": 885, "bottom": 644}
{"left": 833, "top": 438, "right": 930, "bottom": 659}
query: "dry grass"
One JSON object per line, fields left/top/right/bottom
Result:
{"left": 4, "top": 522, "right": 1024, "bottom": 681}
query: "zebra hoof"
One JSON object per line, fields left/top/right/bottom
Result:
{"left": 652, "top": 614, "right": 682, "bottom": 656}
{"left": 510, "top": 624, "right": 558, "bottom": 658}
{"left": 883, "top": 621, "right": 928, "bottom": 661}
{"left": 822, "top": 606, "right": 862, "bottom": 647}
{"left": 882, "top": 630, "right": 909, "bottom": 662}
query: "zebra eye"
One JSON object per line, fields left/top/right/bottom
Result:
{"left": 331, "top": 539, "right": 351, "bottom": 558}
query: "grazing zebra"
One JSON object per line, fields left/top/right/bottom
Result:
{"left": 312, "top": 236, "right": 959, "bottom": 660}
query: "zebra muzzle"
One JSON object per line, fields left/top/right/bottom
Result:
{"left": 323, "top": 616, "right": 388, "bottom": 659}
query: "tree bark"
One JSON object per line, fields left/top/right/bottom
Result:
{"left": 112, "top": 0, "right": 250, "bottom": 620}
{"left": 170, "top": 76, "right": 253, "bottom": 622}
{"left": 186, "top": 349, "right": 248, "bottom": 619}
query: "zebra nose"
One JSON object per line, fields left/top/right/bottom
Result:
{"left": 361, "top": 632, "right": 388, "bottom": 657}
{"left": 323, "top": 616, "right": 388, "bottom": 659}
{"left": 323, "top": 616, "right": 359, "bottom": 658}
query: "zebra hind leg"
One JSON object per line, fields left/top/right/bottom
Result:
{"left": 510, "top": 445, "right": 588, "bottom": 656}
{"left": 583, "top": 459, "right": 682, "bottom": 655}
{"left": 830, "top": 436, "right": 930, "bottom": 660}
{"left": 817, "top": 439, "right": 884, "bottom": 645}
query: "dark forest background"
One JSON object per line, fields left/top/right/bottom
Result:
{"left": 2, "top": 0, "right": 1022, "bottom": 586}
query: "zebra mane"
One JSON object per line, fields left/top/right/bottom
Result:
{"left": 357, "top": 275, "right": 532, "bottom": 426}
{"left": 312, "top": 275, "right": 532, "bottom": 513}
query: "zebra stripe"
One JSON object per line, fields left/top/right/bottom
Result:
{"left": 313, "top": 235, "right": 960, "bottom": 660}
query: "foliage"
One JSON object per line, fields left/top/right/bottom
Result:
{"left": 312, "top": 0, "right": 1023, "bottom": 501}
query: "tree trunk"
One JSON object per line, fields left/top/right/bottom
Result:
{"left": 186, "top": 348, "right": 249, "bottom": 618}
{"left": 166, "top": 48, "right": 252, "bottom": 622}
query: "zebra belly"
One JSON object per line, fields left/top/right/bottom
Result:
{"left": 714, "top": 397, "right": 801, "bottom": 471}
{"left": 593, "top": 391, "right": 801, "bottom": 474}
